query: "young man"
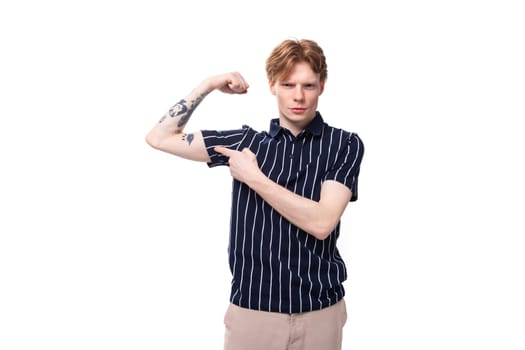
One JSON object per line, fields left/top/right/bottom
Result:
{"left": 146, "top": 38, "right": 364, "bottom": 350}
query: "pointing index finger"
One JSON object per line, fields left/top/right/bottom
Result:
{"left": 214, "top": 146, "right": 234, "bottom": 156}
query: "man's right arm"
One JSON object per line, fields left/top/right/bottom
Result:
{"left": 145, "top": 72, "right": 249, "bottom": 162}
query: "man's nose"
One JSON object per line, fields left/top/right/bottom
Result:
{"left": 293, "top": 87, "right": 305, "bottom": 101}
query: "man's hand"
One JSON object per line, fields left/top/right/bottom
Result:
{"left": 214, "top": 146, "right": 263, "bottom": 185}
{"left": 208, "top": 72, "right": 249, "bottom": 94}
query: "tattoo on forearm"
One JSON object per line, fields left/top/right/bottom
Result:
{"left": 164, "top": 93, "right": 207, "bottom": 128}
{"left": 169, "top": 99, "right": 188, "bottom": 118}
{"left": 182, "top": 133, "right": 194, "bottom": 145}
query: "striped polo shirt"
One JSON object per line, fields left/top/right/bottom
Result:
{"left": 202, "top": 112, "right": 364, "bottom": 314}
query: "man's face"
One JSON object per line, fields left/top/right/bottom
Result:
{"left": 270, "top": 61, "right": 325, "bottom": 135}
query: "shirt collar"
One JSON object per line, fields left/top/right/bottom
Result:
{"left": 268, "top": 112, "right": 324, "bottom": 138}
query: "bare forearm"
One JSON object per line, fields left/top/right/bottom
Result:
{"left": 213, "top": 146, "right": 351, "bottom": 239}
{"left": 248, "top": 175, "right": 339, "bottom": 240}
{"left": 147, "top": 80, "right": 213, "bottom": 146}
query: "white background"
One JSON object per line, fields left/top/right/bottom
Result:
{"left": 1, "top": 0, "right": 524, "bottom": 349}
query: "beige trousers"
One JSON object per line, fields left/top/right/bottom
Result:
{"left": 223, "top": 299, "right": 347, "bottom": 350}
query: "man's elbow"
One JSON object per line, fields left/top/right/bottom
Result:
{"left": 145, "top": 132, "right": 162, "bottom": 150}
{"left": 308, "top": 220, "right": 338, "bottom": 240}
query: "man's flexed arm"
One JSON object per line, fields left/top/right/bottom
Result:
{"left": 145, "top": 72, "right": 249, "bottom": 161}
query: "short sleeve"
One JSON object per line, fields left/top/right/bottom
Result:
{"left": 201, "top": 126, "right": 251, "bottom": 168}
{"left": 323, "top": 133, "right": 364, "bottom": 201}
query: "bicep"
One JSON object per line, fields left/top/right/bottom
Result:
{"left": 153, "top": 130, "right": 210, "bottom": 162}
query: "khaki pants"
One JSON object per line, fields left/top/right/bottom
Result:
{"left": 223, "top": 299, "right": 347, "bottom": 350}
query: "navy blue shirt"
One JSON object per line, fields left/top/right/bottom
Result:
{"left": 202, "top": 112, "right": 364, "bottom": 313}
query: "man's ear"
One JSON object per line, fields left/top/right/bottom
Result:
{"left": 269, "top": 81, "right": 276, "bottom": 95}
{"left": 319, "top": 80, "right": 326, "bottom": 95}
